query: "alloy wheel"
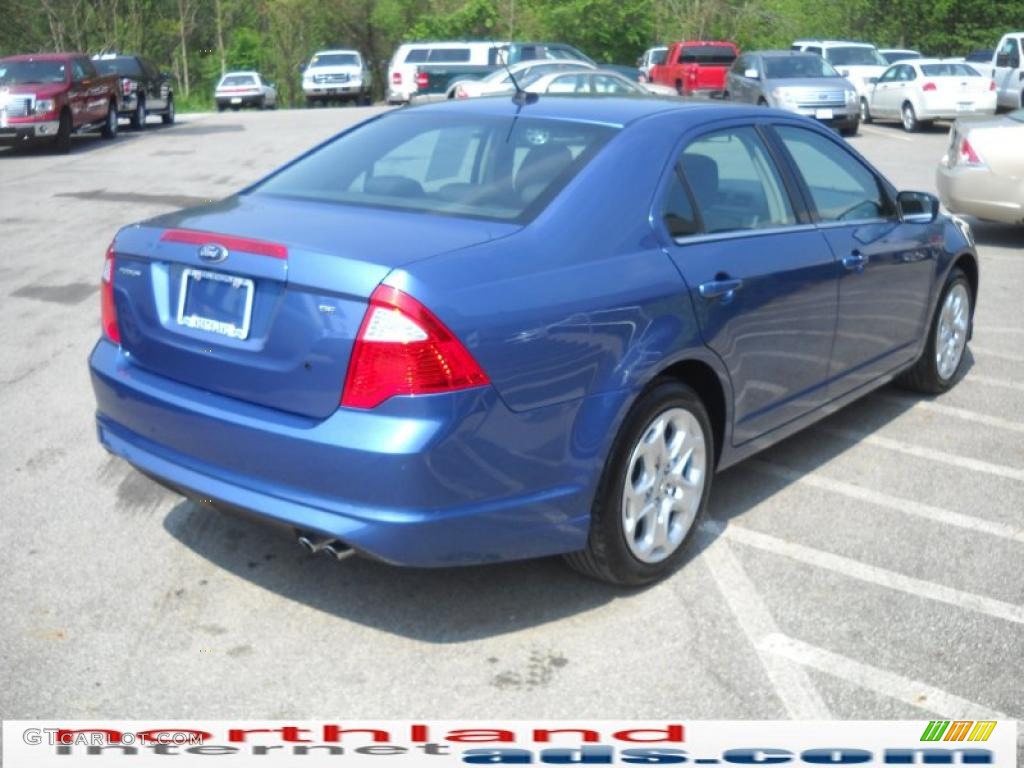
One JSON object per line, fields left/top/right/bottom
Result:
{"left": 935, "top": 283, "right": 969, "bottom": 381}
{"left": 621, "top": 407, "right": 706, "bottom": 564}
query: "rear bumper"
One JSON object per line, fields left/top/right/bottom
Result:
{"left": 936, "top": 163, "right": 1024, "bottom": 225}
{"left": 89, "top": 340, "right": 598, "bottom": 566}
{"left": 0, "top": 118, "right": 60, "bottom": 143}
{"left": 216, "top": 94, "right": 264, "bottom": 107}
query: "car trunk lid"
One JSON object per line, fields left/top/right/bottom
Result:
{"left": 111, "top": 194, "right": 517, "bottom": 419}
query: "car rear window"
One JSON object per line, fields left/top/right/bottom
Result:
{"left": 251, "top": 113, "right": 618, "bottom": 222}
{"left": 93, "top": 57, "right": 143, "bottom": 77}
{"left": 0, "top": 59, "right": 67, "bottom": 85}
{"left": 920, "top": 63, "right": 980, "bottom": 77}
{"left": 427, "top": 48, "right": 472, "bottom": 63}
{"left": 220, "top": 75, "right": 257, "bottom": 86}
{"left": 679, "top": 46, "right": 737, "bottom": 65}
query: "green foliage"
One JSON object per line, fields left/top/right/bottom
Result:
{"left": 1, "top": 0, "right": 1022, "bottom": 109}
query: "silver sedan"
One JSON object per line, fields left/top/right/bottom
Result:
{"left": 725, "top": 51, "right": 860, "bottom": 136}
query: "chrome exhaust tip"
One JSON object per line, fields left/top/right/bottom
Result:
{"left": 324, "top": 541, "right": 355, "bottom": 561}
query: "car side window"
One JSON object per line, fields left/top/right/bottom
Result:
{"left": 662, "top": 169, "right": 699, "bottom": 238}
{"left": 775, "top": 125, "right": 895, "bottom": 223}
{"left": 71, "top": 60, "right": 88, "bottom": 81}
{"left": 879, "top": 66, "right": 898, "bottom": 82}
{"left": 731, "top": 55, "right": 747, "bottom": 74}
{"left": 591, "top": 75, "right": 632, "bottom": 94}
{"left": 679, "top": 126, "right": 796, "bottom": 234}
{"left": 547, "top": 74, "right": 589, "bottom": 94}
{"left": 806, "top": 46, "right": 823, "bottom": 57}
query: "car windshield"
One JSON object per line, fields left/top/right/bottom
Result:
{"left": 93, "top": 57, "right": 142, "bottom": 77}
{"left": 0, "top": 59, "right": 67, "bottom": 85}
{"left": 680, "top": 45, "right": 737, "bottom": 65}
{"left": 310, "top": 53, "right": 359, "bottom": 68}
{"left": 827, "top": 46, "right": 887, "bottom": 66}
{"left": 921, "top": 63, "right": 980, "bottom": 77}
{"left": 764, "top": 55, "right": 840, "bottom": 79}
{"left": 220, "top": 75, "right": 257, "bottom": 86}
{"left": 251, "top": 113, "right": 617, "bottom": 222}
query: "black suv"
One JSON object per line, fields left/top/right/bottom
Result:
{"left": 91, "top": 54, "right": 174, "bottom": 129}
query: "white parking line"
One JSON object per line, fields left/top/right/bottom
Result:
{"left": 760, "top": 634, "right": 1008, "bottom": 719}
{"left": 969, "top": 345, "right": 1024, "bottom": 363}
{"left": 699, "top": 526, "right": 832, "bottom": 718}
{"left": 859, "top": 125, "right": 914, "bottom": 142}
{"left": 748, "top": 460, "right": 1024, "bottom": 544}
{"left": 872, "top": 393, "right": 1024, "bottom": 435}
{"left": 721, "top": 524, "right": 1024, "bottom": 625}
{"left": 817, "top": 426, "right": 1024, "bottom": 483}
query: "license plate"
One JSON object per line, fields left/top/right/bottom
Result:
{"left": 176, "top": 268, "right": 254, "bottom": 340}
{"left": 230, "top": 97, "right": 242, "bottom": 104}
{"left": 957, "top": 102, "right": 973, "bottom": 112}
{"left": 815, "top": 108, "right": 833, "bottom": 120}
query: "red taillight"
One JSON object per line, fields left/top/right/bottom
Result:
{"left": 391, "top": 72, "right": 402, "bottom": 85}
{"left": 922, "top": 81, "right": 937, "bottom": 92}
{"left": 101, "top": 243, "right": 121, "bottom": 344}
{"left": 341, "top": 286, "right": 489, "bottom": 409}
{"left": 989, "top": 79, "right": 996, "bottom": 91}
{"left": 415, "top": 72, "right": 429, "bottom": 90}
{"left": 959, "top": 136, "right": 983, "bottom": 166}
{"left": 456, "top": 85, "right": 468, "bottom": 99}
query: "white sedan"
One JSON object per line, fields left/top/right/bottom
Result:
{"left": 526, "top": 69, "right": 678, "bottom": 97}
{"left": 447, "top": 60, "right": 596, "bottom": 99}
{"left": 863, "top": 59, "right": 996, "bottom": 131}
{"left": 214, "top": 71, "right": 277, "bottom": 111}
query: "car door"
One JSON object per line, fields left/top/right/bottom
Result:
{"left": 68, "top": 59, "right": 93, "bottom": 124}
{"left": 662, "top": 122, "right": 840, "bottom": 444}
{"left": 871, "top": 65, "right": 899, "bottom": 116}
{"left": 993, "top": 37, "right": 1021, "bottom": 109}
{"left": 771, "top": 124, "right": 935, "bottom": 395}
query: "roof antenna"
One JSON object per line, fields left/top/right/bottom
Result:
{"left": 491, "top": 40, "right": 538, "bottom": 106}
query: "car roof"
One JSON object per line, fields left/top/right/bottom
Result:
{"left": 0, "top": 52, "right": 83, "bottom": 62}
{"left": 795, "top": 40, "right": 875, "bottom": 47}
{"left": 756, "top": 50, "right": 825, "bottom": 58}
{"left": 313, "top": 49, "right": 361, "bottom": 56}
{"left": 407, "top": 94, "right": 753, "bottom": 127}
{"left": 221, "top": 71, "right": 260, "bottom": 77}
{"left": 880, "top": 48, "right": 919, "bottom": 53}
{"left": 905, "top": 58, "right": 980, "bottom": 67}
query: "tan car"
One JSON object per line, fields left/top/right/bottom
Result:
{"left": 936, "top": 108, "right": 1024, "bottom": 224}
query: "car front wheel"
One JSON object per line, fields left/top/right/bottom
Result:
{"left": 162, "top": 96, "right": 175, "bottom": 124}
{"left": 565, "top": 379, "right": 713, "bottom": 586}
{"left": 898, "top": 268, "right": 972, "bottom": 394}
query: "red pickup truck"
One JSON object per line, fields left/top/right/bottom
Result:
{"left": 650, "top": 41, "right": 739, "bottom": 97}
{"left": 0, "top": 53, "right": 121, "bottom": 152}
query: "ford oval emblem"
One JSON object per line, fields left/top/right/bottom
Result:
{"left": 197, "top": 243, "right": 228, "bottom": 263}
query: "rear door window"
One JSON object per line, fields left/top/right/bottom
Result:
{"left": 679, "top": 126, "right": 796, "bottom": 234}
{"left": 774, "top": 125, "right": 894, "bottom": 222}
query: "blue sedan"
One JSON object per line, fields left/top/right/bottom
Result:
{"left": 89, "top": 97, "right": 978, "bottom": 585}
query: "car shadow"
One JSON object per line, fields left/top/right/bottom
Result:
{"left": 162, "top": 368, "right": 967, "bottom": 643}
{"left": 967, "top": 219, "right": 1024, "bottom": 249}
{"left": 0, "top": 118, "right": 193, "bottom": 159}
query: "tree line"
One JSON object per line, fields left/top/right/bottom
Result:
{"left": 1, "top": 0, "right": 1021, "bottom": 108}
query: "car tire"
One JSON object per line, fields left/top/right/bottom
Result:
{"left": 258, "top": 96, "right": 266, "bottom": 110}
{"left": 53, "top": 109, "right": 72, "bottom": 154}
{"left": 101, "top": 102, "right": 118, "bottom": 139}
{"left": 897, "top": 268, "right": 972, "bottom": 395}
{"left": 860, "top": 98, "right": 872, "bottom": 123}
{"left": 840, "top": 120, "right": 859, "bottom": 137}
{"left": 162, "top": 95, "right": 175, "bottom": 124}
{"left": 901, "top": 101, "right": 920, "bottom": 132}
{"left": 217, "top": 102, "right": 226, "bottom": 112}
{"left": 130, "top": 98, "right": 146, "bottom": 130}
{"left": 564, "top": 379, "right": 714, "bottom": 586}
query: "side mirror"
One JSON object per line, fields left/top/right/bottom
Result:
{"left": 868, "top": 76, "right": 879, "bottom": 84}
{"left": 744, "top": 68, "right": 759, "bottom": 79}
{"left": 897, "top": 190, "right": 939, "bottom": 223}
{"left": 838, "top": 68, "right": 850, "bottom": 77}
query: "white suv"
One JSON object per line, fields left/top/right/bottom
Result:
{"left": 302, "top": 50, "right": 372, "bottom": 106}
{"left": 791, "top": 40, "right": 889, "bottom": 108}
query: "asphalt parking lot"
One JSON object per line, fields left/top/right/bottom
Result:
{"left": 0, "top": 106, "right": 1021, "bottom": 730}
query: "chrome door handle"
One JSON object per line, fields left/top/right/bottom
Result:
{"left": 842, "top": 251, "right": 868, "bottom": 271}
{"left": 699, "top": 277, "right": 744, "bottom": 301}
